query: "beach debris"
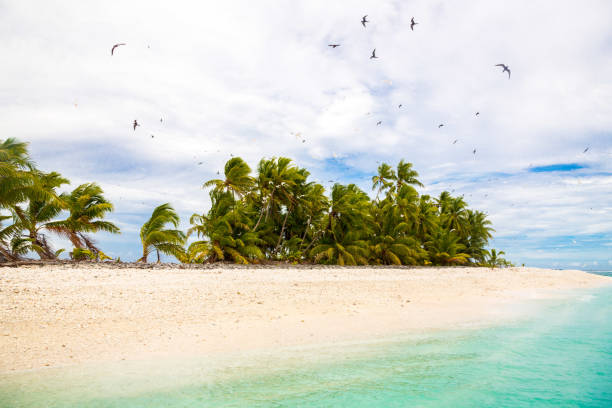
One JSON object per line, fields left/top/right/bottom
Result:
{"left": 111, "top": 43, "right": 125, "bottom": 56}
{"left": 370, "top": 48, "right": 378, "bottom": 59}
{"left": 133, "top": 120, "right": 139, "bottom": 130}
{"left": 361, "top": 15, "right": 369, "bottom": 27}
{"left": 328, "top": 44, "right": 340, "bottom": 48}
{"left": 495, "top": 63, "right": 511, "bottom": 79}
{"left": 410, "top": 17, "right": 418, "bottom": 31}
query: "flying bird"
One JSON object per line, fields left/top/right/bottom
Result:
{"left": 495, "top": 64, "right": 511, "bottom": 79}
{"left": 453, "top": 139, "right": 458, "bottom": 144}
{"left": 133, "top": 120, "right": 139, "bottom": 130}
{"left": 473, "top": 149, "right": 477, "bottom": 155}
{"left": 583, "top": 147, "right": 589, "bottom": 153}
{"left": 398, "top": 104, "right": 402, "bottom": 108}
{"left": 151, "top": 134, "right": 154, "bottom": 138}
{"left": 370, "top": 49, "right": 378, "bottom": 59}
{"left": 438, "top": 124, "right": 444, "bottom": 128}
{"left": 361, "top": 15, "right": 369, "bottom": 27}
{"left": 410, "top": 17, "right": 418, "bottom": 31}
{"left": 160, "top": 118, "right": 163, "bottom": 123}
{"left": 377, "top": 121, "right": 382, "bottom": 126}
{"left": 328, "top": 44, "right": 340, "bottom": 48}
{"left": 302, "top": 139, "right": 306, "bottom": 143}
{"left": 198, "top": 162, "right": 203, "bottom": 165}
{"left": 475, "top": 112, "right": 480, "bottom": 116}
{"left": 111, "top": 43, "right": 126, "bottom": 56}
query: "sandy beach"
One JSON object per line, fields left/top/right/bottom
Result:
{"left": 0, "top": 265, "right": 609, "bottom": 373}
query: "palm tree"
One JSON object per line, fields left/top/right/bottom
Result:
{"left": 443, "top": 196, "right": 468, "bottom": 236}
{"left": 311, "top": 184, "right": 372, "bottom": 265}
{"left": 10, "top": 171, "right": 69, "bottom": 259}
{"left": 187, "top": 191, "right": 264, "bottom": 264}
{"left": 395, "top": 160, "right": 423, "bottom": 191}
{"left": 0, "top": 215, "right": 20, "bottom": 261}
{"left": 483, "top": 249, "right": 510, "bottom": 268}
{"left": 138, "top": 203, "right": 186, "bottom": 263}
{"left": 413, "top": 195, "right": 438, "bottom": 243}
{"left": 371, "top": 163, "right": 395, "bottom": 200}
{"left": 425, "top": 229, "right": 470, "bottom": 265}
{"left": 0, "top": 138, "right": 48, "bottom": 210}
{"left": 464, "top": 210, "right": 494, "bottom": 263}
{"left": 45, "top": 183, "right": 119, "bottom": 258}
{"left": 203, "top": 157, "right": 254, "bottom": 199}
{"left": 252, "top": 157, "right": 302, "bottom": 232}
{"left": 310, "top": 231, "right": 369, "bottom": 265}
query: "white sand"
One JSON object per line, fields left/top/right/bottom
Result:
{"left": 0, "top": 265, "right": 609, "bottom": 372}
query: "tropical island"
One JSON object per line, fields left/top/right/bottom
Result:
{"left": 1, "top": 138, "right": 509, "bottom": 267}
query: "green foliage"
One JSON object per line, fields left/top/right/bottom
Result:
{"left": 138, "top": 203, "right": 186, "bottom": 263}
{"left": 482, "top": 249, "right": 512, "bottom": 268}
{"left": 184, "top": 156, "right": 507, "bottom": 266}
{"left": 1, "top": 138, "right": 508, "bottom": 267}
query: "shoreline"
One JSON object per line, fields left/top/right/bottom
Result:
{"left": 1, "top": 265, "right": 610, "bottom": 373}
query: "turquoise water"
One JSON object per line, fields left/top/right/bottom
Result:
{"left": 1, "top": 285, "right": 611, "bottom": 407}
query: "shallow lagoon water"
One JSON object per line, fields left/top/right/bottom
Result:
{"left": 1, "top": 284, "right": 611, "bottom": 407}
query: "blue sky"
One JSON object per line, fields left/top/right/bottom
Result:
{"left": 1, "top": 0, "right": 611, "bottom": 269}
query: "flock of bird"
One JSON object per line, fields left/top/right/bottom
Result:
{"left": 109, "top": 12, "right": 589, "bottom": 174}
{"left": 321, "top": 15, "right": 514, "bottom": 157}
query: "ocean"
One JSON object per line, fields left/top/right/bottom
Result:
{"left": 1, "top": 279, "right": 611, "bottom": 407}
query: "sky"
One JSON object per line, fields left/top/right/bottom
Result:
{"left": 1, "top": 0, "right": 611, "bottom": 269}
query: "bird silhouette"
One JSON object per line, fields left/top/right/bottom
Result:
{"left": 438, "top": 124, "right": 444, "bottom": 128}
{"left": 151, "top": 134, "right": 154, "bottom": 138}
{"left": 376, "top": 121, "right": 382, "bottom": 126}
{"left": 398, "top": 104, "right": 402, "bottom": 108}
{"left": 328, "top": 44, "right": 340, "bottom": 48}
{"left": 133, "top": 120, "right": 139, "bottom": 130}
{"left": 473, "top": 149, "right": 477, "bottom": 155}
{"left": 198, "top": 162, "right": 203, "bottom": 165}
{"left": 160, "top": 118, "right": 163, "bottom": 123}
{"left": 361, "top": 15, "right": 369, "bottom": 27}
{"left": 302, "top": 139, "right": 306, "bottom": 143}
{"left": 370, "top": 49, "right": 378, "bottom": 59}
{"left": 475, "top": 112, "right": 480, "bottom": 116}
{"left": 111, "top": 43, "right": 126, "bottom": 56}
{"left": 495, "top": 64, "right": 511, "bottom": 79}
{"left": 453, "top": 139, "right": 458, "bottom": 144}
{"left": 583, "top": 147, "right": 589, "bottom": 153}
{"left": 410, "top": 17, "right": 418, "bottom": 31}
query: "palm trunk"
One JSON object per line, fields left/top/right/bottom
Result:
{"left": 253, "top": 209, "right": 264, "bottom": 232}
{"left": 139, "top": 248, "right": 148, "bottom": 263}
{"left": 300, "top": 216, "right": 311, "bottom": 247}
{"left": 156, "top": 250, "right": 160, "bottom": 263}
{"left": 302, "top": 231, "right": 320, "bottom": 254}
{"left": 275, "top": 207, "right": 291, "bottom": 251}
{"left": 31, "top": 230, "right": 55, "bottom": 260}
{"left": 0, "top": 245, "right": 18, "bottom": 262}
{"left": 264, "top": 189, "right": 275, "bottom": 222}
